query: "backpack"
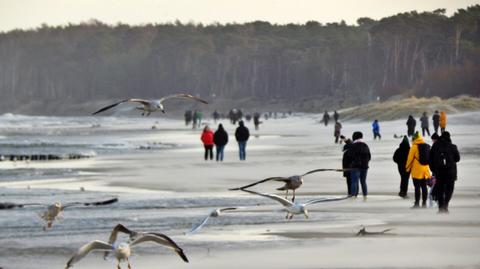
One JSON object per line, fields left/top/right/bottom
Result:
{"left": 417, "top": 143, "right": 431, "bottom": 165}
{"left": 436, "top": 146, "right": 455, "bottom": 170}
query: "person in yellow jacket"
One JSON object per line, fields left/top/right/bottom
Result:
{"left": 405, "top": 132, "right": 431, "bottom": 208}
{"left": 440, "top": 111, "right": 447, "bottom": 133}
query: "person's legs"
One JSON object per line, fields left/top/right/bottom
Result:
{"left": 426, "top": 127, "right": 430, "bottom": 136}
{"left": 434, "top": 125, "right": 439, "bottom": 134}
{"left": 204, "top": 145, "right": 208, "bottom": 160}
{"left": 345, "top": 174, "right": 352, "bottom": 196}
{"left": 420, "top": 180, "right": 428, "bottom": 207}
{"left": 238, "top": 141, "right": 246, "bottom": 160}
{"left": 412, "top": 178, "right": 420, "bottom": 207}
{"left": 359, "top": 169, "right": 368, "bottom": 197}
{"left": 444, "top": 179, "right": 455, "bottom": 210}
{"left": 208, "top": 145, "right": 213, "bottom": 160}
{"left": 422, "top": 128, "right": 426, "bottom": 137}
{"left": 399, "top": 170, "right": 409, "bottom": 197}
{"left": 350, "top": 170, "right": 360, "bottom": 197}
{"left": 218, "top": 145, "right": 224, "bottom": 161}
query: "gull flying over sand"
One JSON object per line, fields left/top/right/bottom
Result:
{"left": 65, "top": 224, "right": 188, "bottom": 269}
{"left": 0, "top": 198, "right": 118, "bottom": 230}
{"left": 230, "top": 168, "right": 347, "bottom": 202}
{"left": 185, "top": 207, "right": 239, "bottom": 235}
{"left": 92, "top": 93, "right": 208, "bottom": 116}
{"left": 241, "top": 189, "right": 348, "bottom": 219}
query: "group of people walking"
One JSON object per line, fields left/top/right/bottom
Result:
{"left": 407, "top": 110, "right": 447, "bottom": 137}
{"left": 200, "top": 121, "right": 250, "bottom": 162}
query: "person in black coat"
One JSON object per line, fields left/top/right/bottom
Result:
{"left": 213, "top": 123, "right": 229, "bottom": 162}
{"left": 393, "top": 136, "right": 410, "bottom": 198}
{"left": 432, "top": 110, "right": 440, "bottom": 134}
{"left": 235, "top": 120, "right": 250, "bottom": 160}
{"left": 406, "top": 115, "right": 416, "bottom": 137}
{"left": 429, "top": 131, "right": 460, "bottom": 213}
{"left": 346, "top": 131, "right": 371, "bottom": 199}
{"left": 342, "top": 138, "right": 353, "bottom": 196}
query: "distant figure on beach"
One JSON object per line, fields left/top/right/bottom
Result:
{"left": 333, "top": 110, "right": 339, "bottom": 122}
{"left": 192, "top": 110, "right": 198, "bottom": 129}
{"left": 420, "top": 112, "right": 430, "bottom": 137}
{"left": 342, "top": 137, "right": 353, "bottom": 196}
{"left": 406, "top": 132, "right": 431, "bottom": 208}
{"left": 429, "top": 131, "right": 460, "bottom": 213}
{"left": 346, "top": 131, "right": 371, "bottom": 200}
{"left": 432, "top": 110, "right": 440, "bottom": 134}
{"left": 372, "top": 119, "right": 381, "bottom": 140}
{"left": 201, "top": 126, "right": 214, "bottom": 161}
{"left": 393, "top": 136, "right": 410, "bottom": 198}
{"left": 440, "top": 111, "right": 447, "bottom": 133}
{"left": 184, "top": 110, "right": 193, "bottom": 126}
{"left": 323, "top": 111, "right": 330, "bottom": 126}
{"left": 213, "top": 123, "right": 229, "bottom": 162}
{"left": 212, "top": 110, "right": 220, "bottom": 124}
{"left": 253, "top": 112, "right": 261, "bottom": 130}
{"left": 406, "top": 115, "right": 416, "bottom": 137}
{"left": 235, "top": 120, "right": 250, "bottom": 161}
{"left": 334, "top": 121, "right": 342, "bottom": 143}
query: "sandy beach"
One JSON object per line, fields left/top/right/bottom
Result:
{"left": 1, "top": 112, "right": 480, "bottom": 269}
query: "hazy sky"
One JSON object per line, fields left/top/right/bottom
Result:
{"left": 0, "top": 0, "right": 478, "bottom": 32}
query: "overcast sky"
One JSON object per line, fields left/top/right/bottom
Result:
{"left": 0, "top": 0, "right": 478, "bottom": 32}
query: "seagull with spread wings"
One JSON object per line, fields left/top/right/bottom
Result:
{"left": 65, "top": 224, "right": 188, "bottom": 269}
{"left": 1, "top": 198, "right": 118, "bottom": 231}
{"left": 230, "top": 168, "right": 347, "bottom": 202}
{"left": 92, "top": 93, "right": 208, "bottom": 116}
{"left": 241, "top": 189, "right": 348, "bottom": 219}
{"left": 185, "top": 207, "right": 239, "bottom": 235}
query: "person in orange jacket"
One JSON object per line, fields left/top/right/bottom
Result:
{"left": 405, "top": 131, "right": 431, "bottom": 208}
{"left": 440, "top": 111, "right": 447, "bottom": 133}
{"left": 201, "top": 126, "right": 214, "bottom": 160}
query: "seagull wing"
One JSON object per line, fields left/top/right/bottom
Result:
{"left": 0, "top": 202, "right": 45, "bottom": 210}
{"left": 241, "top": 189, "right": 293, "bottom": 207}
{"left": 185, "top": 215, "right": 211, "bottom": 235}
{"left": 92, "top": 99, "right": 150, "bottom": 115}
{"left": 158, "top": 93, "right": 208, "bottom": 105}
{"left": 219, "top": 207, "right": 238, "bottom": 212}
{"left": 229, "top": 177, "right": 289, "bottom": 190}
{"left": 131, "top": 233, "right": 189, "bottom": 263}
{"left": 304, "top": 196, "right": 349, "bottom": 206}
{"left": 104, "top": 224, "right": 137, "bottom": 259}
{"left": 62, "top": 197, "right": 119, "bottom": 210}
{"left": 65, "top": 240, "right": 113, "bottom": 269}
{"left": 302, "top": 168, "right": 347, "bottom": 176}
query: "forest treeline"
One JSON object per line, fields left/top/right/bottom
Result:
{"left": 0, "top": 6, "right": 479, "bottom": 114}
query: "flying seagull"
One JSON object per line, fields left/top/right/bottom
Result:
{"left": 185, "top": 207, "right": 239, "bottom": 235}
{"left": 92, "top": 93, "right": 208, "bottom": 116}
{"left": 1, "top": 198, "right": 118, "bottom": 230}
{"left": 230, "top": 168, "right": 347, "bottom": 202}
{"left": 356, "top": 226, "right": 394, "bottom": 236}
{"left": 241, "top": 189, "right": 348, "bottom": 219}
{"left": 65, "top": 224, "right": 188, "bottom": 269}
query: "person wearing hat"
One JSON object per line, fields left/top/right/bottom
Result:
{"left": 429, "top": 132, "right": 460, "bottom": 213}
{"left": 393, "top": 136, "right": 410, "bottom": 198}
{"left": 345, "top": 131, "right": 371, "bottom": 200}
{"left": 405, "top": 131, "right": 431, "bottom": 208}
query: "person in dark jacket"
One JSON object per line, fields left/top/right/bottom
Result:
{"left": 213, "top": 123, "right": 229, "bottom": 162}
{"left": 432, "top": 110, "right": 440, "bottom": 134}
{"left": 346, "top": 131, "right": 371, "bottom": 200}
{"left": 323, "top": 111, "right": 330, "bottom": 126}
{"left": 333, "top": 110, "right": 339, "bottom": 122}
{"left": 393, "top": 136, "right": 410, "bottom": 198}
{"left": 342, "top": 138, "right": 353, "bottom": 196}
{"left": 253, "top": 112, "right": 261, "bottom": 130}
{"left": 429, "top": 132, "right": 460, "bottom": 213}
{"left": 406, "top": 115, "right": 416, "bottom": 137}
{"left": 420, "top": 112, "right": 430, "bottom": 137}
{"left": 235, "top": 120, "right": 250, "bottom": 160}
{"left": 334, "top": 121, "right": 342, "bottom": 143}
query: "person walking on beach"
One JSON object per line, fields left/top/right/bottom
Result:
{"left": 440, "top": 111, "right": 447, "bottom": 133}
{"left": 406, "top": 115, "right": 416, "bottom": 137}
{"left": 334, "top": 121, "right": 342, "bottom": 143}
{"left": 235, "top": 120, "right": 250, "bottom": 161}
{"left": 201, "top": 126, "right": 214, "bottom": 161}
{"left": 372, "top": 119, "right": 381, "bottom": 140}
{"left": 184, "top": 110, "right": 193, "bottom": 126}
{"left": 429, "top": 132, "right": 460, "bottom": 213}
{"left": 405, "top": 132, "right": 431, "bottom": 208}
{"left": 253, "top": 112, "right": 261, "bottom": 130}
{"left": 333, "top": 110, "right": 339, "bottom": 122}
{"left": 213, "top": 123, "right": 229, "bottom": 162}
{"left": 342, "top": 137, "right": 353, "bottom": 196}
{"left": 393, "top": 136, "right": 410, "bottom": 198}
{"left": 323, "top": 111, "right": 330, "bottom": 126}
{"left": 346, "top": 131, "right": 371, "bottom": 200}
{"left": 420, "top": 112, "right": 430, "bottom": 137}
{"left": 212, "top": 110, "right": 220, "bottom": 124}
{"left": 432, "top": 110, "right": 440, "bottom": 134}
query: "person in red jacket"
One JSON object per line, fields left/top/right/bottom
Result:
{"left": 201, "top": 126, "right": 214, "bottom": 160}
